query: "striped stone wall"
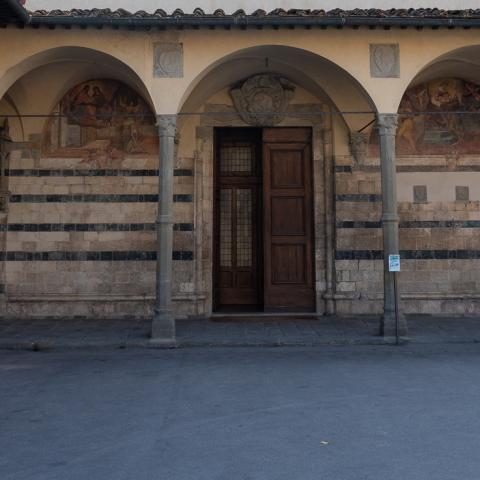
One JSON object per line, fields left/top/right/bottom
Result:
{"left": 334, "top": 152, "right": 480, "bottom": 315}
{"left": 2, "top": 137, "right": 197, "bottom": 318}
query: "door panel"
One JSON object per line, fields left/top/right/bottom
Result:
{"left": 271, "top": 197, "right": 305, "bottom": 235}
{"left": 214, "top": 129, "right": 262, "bottom": 310}
{"left": 263, "top": 128, "right": 315, "bottom": 312}
{"left": 271, "top": 244, "right": 306, "bottom": 284}
{"left": 270, "top": 150, "right": 304, "bottom": 188}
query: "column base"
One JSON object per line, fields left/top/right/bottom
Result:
{"left": 150, "top": 311, "right": 176, "bottom": 347}
{"left": 380, "top": 312, "right": 408, "bottom": 340}
{"left": 322, "top": 292, "right": 336, "bottom": 316}
{"left": 149, "top": 338, "right": 177, "bottom": 348}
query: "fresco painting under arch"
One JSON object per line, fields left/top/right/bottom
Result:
{"left": 43, "top": 79, "right": 158, "bottom": 167}
{"left": 370, "top": 78, "right": 480, "bottom": 156}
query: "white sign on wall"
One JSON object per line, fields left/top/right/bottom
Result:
{"left": 388, "top": 254, "right": 401, "bottom": 272}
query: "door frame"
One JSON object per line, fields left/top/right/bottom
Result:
{"left": 192, "top": 104, "right": 334, "bottom": 317}
{"left": 212, "top": 126, "right": 318, "bottom": 313}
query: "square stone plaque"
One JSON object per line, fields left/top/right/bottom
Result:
{"left": 413, "top": 185, "right": 427, "bottom": 203}
{"left": 154, "top": 43, "right": 183, "bottom": 78}
{"left": 370, "top": 44, "right": 400, "bottom": 78}
{"left": 456, "top": 186, "right": 469, "bottom": 202}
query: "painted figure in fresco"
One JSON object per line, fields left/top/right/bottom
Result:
{"left": 429, "top": 78, "right": 463, "bottom": 108}
{"left": 397, "top": 85, "right": 429, "bottom": 153}
{"left": 464, "top": 82, "right": 480, "bottom": 103}
{"left": 118, "top": 93, "right": 143, "bottom": 153}
{"left": 66, "top": 83, "right": 112, "bottom": 128}
{"left": 427, "top": 79, "right": 464, "bottom": 143}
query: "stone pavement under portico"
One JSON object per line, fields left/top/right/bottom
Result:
{"left": 1, "top": 316, "right": 480, "bottom": 350}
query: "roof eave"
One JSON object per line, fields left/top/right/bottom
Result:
{"left": 27, "top": 15, "right": 480, "bottom": 29}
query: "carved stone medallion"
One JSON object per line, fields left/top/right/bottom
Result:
{"left": 230, "top": 74, "right": 295, "bottom": 126}
{"left": 154, "top": 43, "right": 183, "bottom": 78}
{"left": 370, "top": 44, "right": 399, "bottom": 78}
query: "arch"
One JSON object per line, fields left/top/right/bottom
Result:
{"left": 0, "top": 46, "right": 155, "bottom": 114}
{"left": 177, "top": 45, "right": 377, "bottom": 133}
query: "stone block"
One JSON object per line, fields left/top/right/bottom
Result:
{"left": 142, "top": 177, "right": 159, "bottom": 185}
{"left": 335, "top": 180, "right": 358, "bottom": 195}
{"left": 358, "top": 180, "right": 375, "bottom": 194}
{"left": 358, "top": 259, "right": 375, "bottom": 271}
{"left": 337, "top": 281, "right": 356, "bottom": 292}
{"left": 173, "top": 231, "right": 194, "bottom": 250}
{"left": 336, "top": 270, "right": 350, "bottom": 282}
{"left": 373, "top": 260, "right": 384, "bottom": 271}
{"left": 335, "top": 260, "right": 359, "bottom": 271}
{"left": 352, "top": 270, "right": 382, "bottom": 283}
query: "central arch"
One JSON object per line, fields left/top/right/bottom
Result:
{"left": 178, "top": 45, "right": 377, "bottom": 132}
{"left": 174, "top": 45, "right": 378, "bottom": 316}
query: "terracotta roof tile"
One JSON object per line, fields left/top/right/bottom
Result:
{"left": 29, "top": 8, "right": 480, "bottom": 19}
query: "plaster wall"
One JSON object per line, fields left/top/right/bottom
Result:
{"left": 398, "top": 172, "right": 480, "bottom": 202}
{"left": 3, "top": 27, "right": 480, "bottom": 115}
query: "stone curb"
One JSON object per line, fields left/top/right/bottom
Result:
{"left": 2, "top": 335, "right": 480, "bottom": 351}
{"left": 0, "top": 338, "right": 387, "bottom": 350}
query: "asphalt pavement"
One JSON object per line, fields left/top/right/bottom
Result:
{"left": 2, "top": 344, "right": 480, "bottom": 479}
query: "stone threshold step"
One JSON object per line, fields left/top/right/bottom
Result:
{"left": 209, "top": 313, "right": 321, "bottom": 322}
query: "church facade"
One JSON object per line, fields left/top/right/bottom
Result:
{"left": 2, "top": 0, "right": 480, "bottom": 342}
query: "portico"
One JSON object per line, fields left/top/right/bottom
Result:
{"left": 2, "top": 3, "right": 480, "bottom": 342}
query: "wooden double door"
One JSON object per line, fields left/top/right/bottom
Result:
{"left": 214, "top": 127, "right": 315, "bottom": 312}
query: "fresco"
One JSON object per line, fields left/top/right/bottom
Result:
{"left": 43, "top": 80, "right": 158, "bottom": 166}
{"left": 370, "top": 78, "right": 480, "bottom": 156}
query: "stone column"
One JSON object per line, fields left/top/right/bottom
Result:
{"left": 151, "top": 115, "right": 176, "bottom": 345}
{"left": 377, "top": 113, "right": 407, "bottom": 338}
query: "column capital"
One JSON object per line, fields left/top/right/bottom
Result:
{"left": 156, "top": 114, "right": 177, "bottom": 137}
{"left": 376, "top": 113, "right": 398, "bottom": 136}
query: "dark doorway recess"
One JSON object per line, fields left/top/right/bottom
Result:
{"left": 214, "top": 127, "right": 315, "bottom": 313}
